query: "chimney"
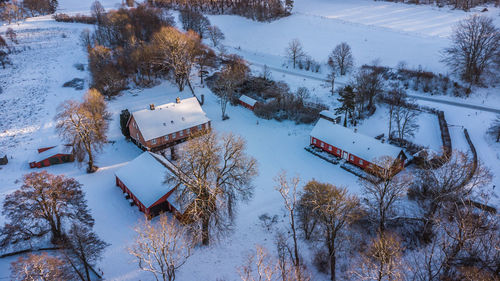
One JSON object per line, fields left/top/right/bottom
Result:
{"left": 176, "top": 97, "right": 181, "bottom": 104}
{"left": 149, "top": 104, "right": 155, "bottom": 110}
{"left": 200, "top": 94, "right": 205, "bottom": 105}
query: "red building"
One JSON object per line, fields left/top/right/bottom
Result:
{"left": 127, "top": 97, "right": 211, "bottom": 152}
{"left": 115, "top": 152, "right": 194, "bottom": 218}
{"left": 310, "top": 118, "right": 407, "bottom": 176}
{"left": 29, "top": 145, "right": 74, "bottom": 168}
{"left": 239, "top": 95, "right": 258, "bottom": 110}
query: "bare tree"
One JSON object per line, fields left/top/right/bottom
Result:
{"left": 151, "top": 27, "right": 203, "bottom": 92}
{"left": 487, "top": 115, "right": 500, "bottom": 142}
{"left": 90, "top": 0, "right": 106, "bottom": 25}
{"left": 384, "top": 85, "right": 407, "bottom": 139}
{"left": 328, "top": 42, "right": 354, "bottom": 76}
{"left": 55, "top": 89, "right": 110, "bottom": 173}
{"left": 129, "top": 214, "right": 193, "bottom": 281}
{"left": 392, "top": 101, "right": 420, "bottom": 141}
{"left": 166, "top": 131, "right": 257, "bottom": 245}
{"left": 179, "top": 9, "right": 211, "bottom": 38}
{"left": 285, "top": 39, "right": 305, "bottom": 69}
{"left": 353, "top": 68, "right": 384, "bottom": 112}
{"left": 1, "top": 171, "right": 93, "bottom": 245}
{"left": 214, "top": 55, "right": 249, "bottom": 120}
{"left": 11, "top": 253, "right": 76, "bottom": 281}
{"left": 274, "top": 172, "right": 301, "bottom": 269}
{"left": 442, "top": 15, "right": 500, "bottom": 86}
{"left": 351, "top": 232, "right": 406, "bottom": 281}
{"left": 59, "top": 223, "right": 109, "bottom": 281}
{"left": 207, "top": 25, "right": 225, "bottom": 47}
{"left": 238, "top": 245, "right": 279, "bottom": 281}
{"left": 238, "top": 244, "right": 310, "bottom": 281}
{"left": 360, "top": 157, "right": 410, "bottom": 234}
{"left": 413, "top": 150, "right": 491, "bottom": 242}
{"left": 6, "top": 28, "right": 17, "bottom": 44}
{"left": 299, "top": 180, "right": 361, "bottom": 281}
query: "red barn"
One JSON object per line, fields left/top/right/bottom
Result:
{"left": 127, "top": 97, "right": 211, "bottom": 152}
{"left": 115, "top": 152, "right": 194, "bottom": 218}
{"left": 310, "top": 118, "right": 407, "bottom": 176}
{"left": 29, "top": 145, "right": 74, "bottom": 168}
{"left": 239, "top": 95, "right": 258, "bottom": 110}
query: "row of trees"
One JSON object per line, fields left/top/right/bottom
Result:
{"left": 151, "top": 0, "right": 292, "bottom": 21}
{"left": 0, "top": 0, "right": 57, "bottom": 23}
{"left": 379, "top": 0, "right": 500, "bottom": 11}
{"left": 2, "top": 171, "right": 108, "bottom": 281}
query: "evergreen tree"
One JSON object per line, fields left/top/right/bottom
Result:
{"left": 335, "top": 85, "right": 355, "bottom": 127}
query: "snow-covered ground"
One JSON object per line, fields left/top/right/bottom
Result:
{"left": 0, "top": 0, "right": 499, "bottom": 280}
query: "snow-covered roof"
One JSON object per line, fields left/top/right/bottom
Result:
{"left": 239, "top": 95, "right": 257, "bottom": 107}
{"left": 310, "top": 119, "right": 404, "bottom": 162}
{"left": 319, "top": 110, "right": 338, "bottom": 121}
{"left": 131, "top": 97, "right": 210, "bottom": 141}
{"left": 115, "top": 152, "right": 178, "bottom": 208}
{"left": 34, "top": 145, "right": 71, "bottom": 162}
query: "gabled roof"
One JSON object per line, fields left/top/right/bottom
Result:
{"left": 310, "top": 118, "right": 404, "bottom": 162}
{"left": 131, "top": 97, "right": 210, "bottom": 141}
{"left": 34, "top": 145, "right": 71, "bottom": 162}
{"left": 115, "top": 152, "right": 177, "bottom": 208}
{"left": 239, "top": 95, "right": 257, "bottom": 107}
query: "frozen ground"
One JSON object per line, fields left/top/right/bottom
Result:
{"left": 0, "top": 0, "right": 499, "bottom": 280}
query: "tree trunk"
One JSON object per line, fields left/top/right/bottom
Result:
{"left": 202, "top": 215, "right": 210, "bottom": 246}
{"left": 86, "top": 146, "right": 95, "bottom": 173}
{"left": 329, "top": 241, "right": 336, "bottom": 281}
{"left": 291, "top": 213, "right": 300, "bottom": 267}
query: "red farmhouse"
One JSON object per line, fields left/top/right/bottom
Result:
{"left": 29, "top": 145, "right": 74, "bottom": 168}
{"left": 127, "top": 97, "right": 211, "bottom": 152}
{"left": 239, "top": 95, "right": 258, "bottom": 110}
{"left": 310, "top": 118, "right": 407, "bottom": 176}
{"left": 115, "top": 152, "right": 194, "bottom": 218}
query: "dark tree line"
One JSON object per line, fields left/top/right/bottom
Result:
{"left": 376, "top": 0, "right": 498, "bottom": 11}
{"left": 0, "top": 0, "right": 57, "bottom": 23}
{"left": 151, "top": 0, "right": 292, "bottom": 21}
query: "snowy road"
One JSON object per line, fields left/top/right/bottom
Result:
{"left": 248, "top": 61, "right": 500, "bottom": 114}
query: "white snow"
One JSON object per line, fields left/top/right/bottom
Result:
{"left": 311, "top": 118, "right": 404, "bottom": 162}
{"left": 239, "top": 94, "right": 257, "bottom": 107}
{"left": 130, "top": 97, "right": 210, "bottom": 141}
{"left": 0, "top": 0, "right": 499, "bottom": 280}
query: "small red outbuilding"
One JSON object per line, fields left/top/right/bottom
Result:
{"left": 29, "top": 145, "right": 74, "bottom": 168}
{"left": 239, "top": 95, "right": 258, "bottom": 110}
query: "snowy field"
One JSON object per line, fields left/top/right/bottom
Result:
{"left": 0, "top": 0, "right": 499, "bottom": 280}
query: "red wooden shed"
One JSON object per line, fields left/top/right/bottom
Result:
{"left": 239, "top": 95, "right": 258, "bottom": 110}
{"left": 29, "top": 145, "right": 74, "bottom": 168}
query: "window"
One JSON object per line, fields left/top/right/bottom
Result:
{"left": 180, "top": 130, "right": 184, "bottom": 137}
{"left": 337, "top": 149, "right": 341, "bottom": 154}
{"left": 329, "top": 145, "right": 332, "bottom": 151}
{"left": 151, "top": 139, "right": 156, "bottom": 145}
{"left": 164, "top": 135, "right": 169, "bottom": 141}
{"left": 320, "top": 142, "right": 324, "bottom": 148}
{"left": 136, "top": 133, "right": 139, "bottom": 140}
{"left": 359, "top": 159, "right": 364, "bottom": 165}
{"left": 350, "top": 155, "right": 354, "bottom": 161}
{"left": 198, "top": 124, "right": 202, "bottom": 130}
{"left": 312, "top": 139, "right": 316, "bottom": 144}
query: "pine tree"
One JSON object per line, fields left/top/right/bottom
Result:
{"left": 335, "top": 85, "right": 355, "bottom": 127}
